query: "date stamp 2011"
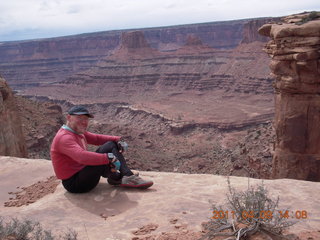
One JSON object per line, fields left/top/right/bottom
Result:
{"left": 211, "top": 210, "right": 308, "bottom": 220}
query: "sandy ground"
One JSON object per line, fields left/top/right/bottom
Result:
{"left": 4, "top": 176, "right": 59, "bottom": 207}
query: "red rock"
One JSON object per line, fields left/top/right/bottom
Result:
{"left": 260, "top": 12, "right": 320, "bottom": 181}
{"left": 0, "top": 77, "right": 27, "bottom": 157}
{"left": 0, "top": 17, "right": 276, "bottom": 92}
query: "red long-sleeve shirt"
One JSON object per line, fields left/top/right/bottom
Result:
{"left": 50, "top": 128, "right": 120, "bottom": 180}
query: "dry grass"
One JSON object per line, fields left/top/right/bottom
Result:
{"left": 0, "top": 217, "right": 77, "bottom": 240}
{"left": 200, "top": 178, "right": 296, "bottom": 240}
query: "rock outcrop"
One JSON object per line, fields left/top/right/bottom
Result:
{"left": 15, "top": 96, "right": 64, "bottom": 159}
{"left": 1, "top": 156, "right": 320, "bottom": 239}
{"left": 0, "top": 76, "right": 63, "bottom": 159}
{"left": 109, "top": 31, "right": 160, "bottom": 60}
{"left": 0, "top": 77, "right": 27, "bottom": 157}
{"left": 241, "top": 18, "right": 280, "bottom": 44}
{"left": 259, "top": 12, "right": 320, "bottom": 181}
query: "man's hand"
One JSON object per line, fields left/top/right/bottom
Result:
{"left": 109, "top": 158, "right": 121, "bottom": 172}
{"left": 107, "top": 152, "right": 121, "bottom": 172}
{"left": 117, "top": 141, "right": 128, "bottom": 153}
{"left": 112, "top": 159, "right": 121, "bottom": 171}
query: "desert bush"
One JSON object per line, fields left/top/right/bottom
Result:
{"left": 0, "top": 217, "right": 77, "bottom": 240}
{"left": 200, "top": 178, "right": 296, "bottom": 240}
{"left": 296, "top": 11, "right": 320, "bottom": 25}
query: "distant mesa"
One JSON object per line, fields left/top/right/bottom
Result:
{"left": 121, "top": 31, "right": 151, "bottom": 49}
{"left": 111, "top": 31, "right": 214, "bottom": 59}
{"left": 110, "top": 31, "right": 161, "bottom": 60}
{"left": 0, "top": 17, "right": 277, "bottom": 91}
{"left": 175, "top": 34, "right": 215, "bottom": 54}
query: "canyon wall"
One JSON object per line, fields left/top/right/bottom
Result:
{"left": 259, "top": 12, "right": 320, "bottom": 181}
{"left": 0, "top": 76, "right": 63, "bottom": 159}
{"left": 16, "top": 18, "right": 277, "bottom": 138}
{"left": 16, "top": 96, "right": 65, "bottom": 159}
{"left": 0, "top": 76, "right": 27, "bottom": 157}
{"left": 0, "top": 17, "right": 279, "bottom": 177}
{"left": 0, "top": 18, "right": 273, "bottom": 91}
{"left": 25, "top": 29, "right": 274, "bottom": 101}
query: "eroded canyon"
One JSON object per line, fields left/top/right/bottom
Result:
{"left": 0, "top": 16, "right": 295, "bottom": 178}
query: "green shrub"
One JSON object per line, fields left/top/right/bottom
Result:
{"left": 296, "top": 11, "right": 320, "bottom": 25}
{"left": 0, "top": 217, "right": 77, "bottom": 240}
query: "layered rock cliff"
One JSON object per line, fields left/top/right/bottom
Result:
{"left": 0, "top": 76, "right": 63, "bottom": 159}
{"left": 18, "top": 26, "right": 275, "bottom": 177}
{"left": 25, "top": 28, "right": 274, "bottom": 103}
{"left": 241, "top": 18, "right": 280, "bottom": 43}
{"left": 0, "top": 17, "right": 279, "bottom": 179}
{"left": 0, "top": 18, "right": 273, "bottom": 91}
{"left": 259, "top": 12, "right": 320, "bottom": 181}
{"left": 0, "top": 18, "right": 276, "bottom": 141}
{"left": 0, "top": 77, "right": 27, "bottom": 157}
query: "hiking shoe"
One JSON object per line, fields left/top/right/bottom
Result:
{"left": 120, "top": 174, "right": 153, "bottom": 189}
{"left": 107, "top": 178, "right": 122, "bottom": 186}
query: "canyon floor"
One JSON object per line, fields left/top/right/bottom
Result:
{"left": 1, "top": 156, "right": 320, "bottom": 240}
{"left": 17, "top": 89, "right": 275, "bottom": 179}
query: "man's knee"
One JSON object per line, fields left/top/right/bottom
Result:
{"left": 96, "top": 141, "right": 117, "bottom": 153}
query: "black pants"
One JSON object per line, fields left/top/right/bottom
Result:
{"left": 62, "top": 141, "right": 133, "bottom": 193}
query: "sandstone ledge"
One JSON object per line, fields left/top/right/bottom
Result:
{"left": 0, "top": 156, "right": 319, "bottom": 239}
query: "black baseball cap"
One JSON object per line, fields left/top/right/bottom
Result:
{"left": 67, "top": 105, "right": 94, "bottom": 118}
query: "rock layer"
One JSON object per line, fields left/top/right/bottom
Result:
{"left": 26, "top": 29, "right": 274, "bottom": 105}
{"left": 0, "top": 77, "right": 27, "bottom": 157}
{"left": 0, "top": 18, "right": 273, "bottom": 91}
{"left": 259, "top": 12, "right": 320, "bottom": 181}
{"left": 0, "top": 18, "right": 276, "bottom": 137}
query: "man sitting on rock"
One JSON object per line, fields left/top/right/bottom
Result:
{"left": 50, "top": 105, "right": 153, "bottom": 193}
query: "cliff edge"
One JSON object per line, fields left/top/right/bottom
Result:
{"left": 1, "top": 156, "right": 319, "bottom": 239}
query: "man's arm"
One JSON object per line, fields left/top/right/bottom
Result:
{"left": 84, "top": 131, "right": 121, "bottom": 146}
{"left": 58, "top": 134, "right": 109, "bottom": 166}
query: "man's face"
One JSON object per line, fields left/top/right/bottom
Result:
{"left": 67, "top": 114, "right": 89, "bottom": 134}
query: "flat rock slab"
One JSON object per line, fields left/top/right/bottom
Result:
{"left": 0, "top": 156, "right": 319, "bottom": 239}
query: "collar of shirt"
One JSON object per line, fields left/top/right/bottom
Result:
{"left": 61, "top": 125, "right": 87, "bottom": 149}
{"left": 61, "top": 124, "right": 79, "bottom": 134}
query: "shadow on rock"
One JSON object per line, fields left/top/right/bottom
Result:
{"left": 64, "top": 182, "right": 139, "bottom": 218}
